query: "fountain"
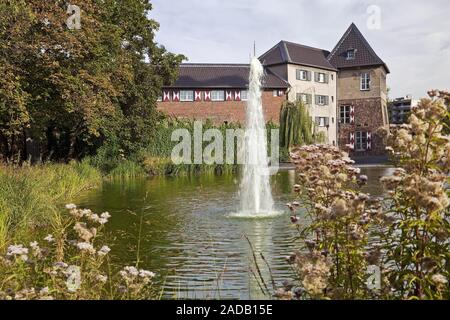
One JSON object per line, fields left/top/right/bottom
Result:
{"left": 238, "top": 57, "right": 274, "bottom": 215}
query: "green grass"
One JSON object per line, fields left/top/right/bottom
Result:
{"left": 107, "top": 159, "right": 146, "bottom": 180}
{"left": 88, "top": 118, "right": 254, "bottom": 179}
{"left": 0, "top": 161, "right": 101, "bottom": 248}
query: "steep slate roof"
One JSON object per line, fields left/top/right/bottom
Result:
{"left": 168, "top": 63, "right": 289, "bottom": 89}
{"left": 259, "top": 40, "right": 337, "bottom": 71}
{"left": 327, "top": 23, "right": 389, "bottom": 73}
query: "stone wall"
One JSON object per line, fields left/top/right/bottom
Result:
{"left": 337, "top": 97, "right": 386, "bottom": 156}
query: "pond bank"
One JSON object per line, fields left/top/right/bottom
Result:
{"left": 75, "top": 165, "right": 392, "bottom": 299}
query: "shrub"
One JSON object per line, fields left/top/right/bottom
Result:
{"left": 284, "top": 90, "right": 450, "bottom": 300}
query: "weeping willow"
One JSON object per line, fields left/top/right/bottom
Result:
{"left": 279, "top": 100, "right": 314, "bottom": 149}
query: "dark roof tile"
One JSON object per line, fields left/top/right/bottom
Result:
{"left": 259, "top": 41, "right": 337, "bottom": 71}
{"left": 167, "top": 64, "right": 289, "bottom": 89}
{"left": 327, "top": 23, "right": 389, "bottom": 73}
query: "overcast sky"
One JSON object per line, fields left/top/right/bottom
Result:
{"left": 150, "top": 0, "right": 449, "bottom": 99}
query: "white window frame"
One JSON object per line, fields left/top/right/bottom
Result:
{"left": 211, "top": 90, "right": 225, "bottom": 101}
{"left": 360, "top": 73, "right": 370, "bottom": 91}
{"left": 296, "top": 93, "right": 311, "bottom": 105}
{"left": 297, "top": 69, "right": 308, "bottom": 81}
{"left": 318, "top": 117, "right": 326, "bottom": 127}
{"left": 347, "top": 49, "right": 355, "bottom": 60}
{"left": 355, "top": 131, "right": 368, "bottom": 151}
{"left": 340, "top": 105, "right": 351, "bottom": 124}
{"left": 317, "top": 95, "right": 326, "bottom": 106}
{"left": 300, "top": 93, "right": 308, "bottom": 103}
{"left": 318, "top": 72, "right": 326, "bottom": 83}
{"left": 241, "top": 90, "right": 248, "bottom": 101}
{"left": 180, "top": 90, "right": 194, "bottom": 102}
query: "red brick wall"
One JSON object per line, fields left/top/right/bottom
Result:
{"left": 337, "top": 97, "right": 386, "bottom": 156}
{"left": 157, "top": 91, "right": 286, "bottom": 125}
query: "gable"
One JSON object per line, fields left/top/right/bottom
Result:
{"left": 328, "top": 23, "right": 389, "bottom": 73}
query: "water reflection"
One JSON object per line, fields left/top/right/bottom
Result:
{"left": 76, "top": 166, "right": 393, "bottom": 299}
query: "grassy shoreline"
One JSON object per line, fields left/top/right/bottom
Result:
{"left": 0, "top": 161, "right": 102, "bottom": 248}
{"left": 0, "top": 157, "right": 239, "bottom": 248}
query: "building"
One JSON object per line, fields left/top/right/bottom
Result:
{"left": 157, "top": 23, "right": 389, "bottom": 153}
{"left": 328, "top": 23, "right": 390, "bottom": 156}
{"left": 259, "top": 41, "right": 338, "bottom": 145}
{"left": 389, "top": 95, "right": 418, "bottom": 124}
{"left": 157, "top": 64, "right": 289, "bottom": 124}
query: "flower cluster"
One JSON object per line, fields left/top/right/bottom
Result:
{"left": 287, "top": 144, "right": 382, "bottom": 299}
{"left": 377, "top": 91, "right": 450, "bottom": 299}
{"left": 287, "top": 251, "right": 331, "bottom": 297}
{"left": 0, "top": 204, "right": 156, "bottom": 300}
{"left": 282, "top": 90, "right": 449, "bottom": 300}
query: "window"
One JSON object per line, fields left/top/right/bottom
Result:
{"left": 347, "top": 49, "right": 356, "bottom": 60}
{"left": 340, "top": 105, "right": 351, "bottom": 123}
{"left": 157, "top": 95, "right": 162, "bottom": 102}
{"left": 315, "top": 117, "right": 329, "bottom": 127}
{"left": 296, "top": 69, "right": 309, "bottom": 81}
{"left": 296, "top": 93, "right": 312, "bottom": 105}
{"left": 241, "top": 90, "right": 248, "bottom": 101}
{"left": 331, "top": 74, "right": 334, "bottom": 81}
{"left": 180, "top": 90, "right": 194, "bottom": 102}
{"left": 273, "top": 90, "right": 278, "bottom": 97}
{"left": 211, "top": 90, "right": 225, "bottom": 101}
{"left": 360, "top": 73, "right": 370, "bottom": 91}
{"left": 315, "top": 95, "right": 328, "bottom": 106}
{"left": 355, "top": 131, "right": 368, "bottom": 151}
{"left": 315, "top": 72, "right": 328, "bottom": 83}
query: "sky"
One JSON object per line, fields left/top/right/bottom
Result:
{"left": 149, "top": 0, "right": 449, "bottom": 99}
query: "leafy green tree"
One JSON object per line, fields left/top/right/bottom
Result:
{"left": 0, "top": 0, "right": 184, "bottom": 161}
{"left": 279, "top": 100, "right": 314, "bottom": 150}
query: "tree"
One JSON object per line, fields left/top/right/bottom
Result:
{"left": 0, "top": 0, "right": 184, "bottom": 162}
{"left": 279, "top": 100, "right": 314, "bottom": 150}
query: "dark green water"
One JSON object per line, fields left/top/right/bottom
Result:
{"left": 76, "top": 166, "right": 393, "bottom": 299}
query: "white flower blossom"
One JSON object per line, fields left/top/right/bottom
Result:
{"left": 97, "top": 245, "right": 111, "bottom": 256}
{"left": 96, "top": 274, "right": 108, "bottom": 283}
{"left": 65, "top": 203, "right": 77, "bottom": 210}
{"left": 432, "top": 273, "right": 448, "bottom": 285}
{"left": 101, "top": 212, "right": 111, "bottom": 219}
{"left": 44, "top": 234, "right": 54, "bottom": 243}
{"left": 76, "top": 242, "right": 95, "bottom": 254}
{"left": 6, "top": 244, "right": 29, "bottom": 261}
{"left": 139, "top": 269, "right": 155, "bottom": 278}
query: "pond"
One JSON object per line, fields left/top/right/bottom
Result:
{"left": 76, "top": 165, "right": 394, "bottom": 299}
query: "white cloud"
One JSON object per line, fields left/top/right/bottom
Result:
{"left": 150, "top": 0, "right": 450, "bottom": 99}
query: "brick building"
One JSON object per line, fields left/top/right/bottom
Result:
{"left": 328, "top": 23, "right": 390, "bottom": 156}
{"left": 157, "top": 64, "right": 288, "bottom": 124}
{"left": 158, "top": 23, "right": 389, "bottom": 154}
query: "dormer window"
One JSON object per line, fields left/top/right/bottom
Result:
{"left": 346, "top": 49, "right": 356, "bottom": 60}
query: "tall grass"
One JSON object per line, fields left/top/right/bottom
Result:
{"left": 107, "top": 160, "right": 146, "bottom": 180}
{"left": 0, "top": 161, "right": 101, "bottom": 248}
{"left": 90, "top": 118, "right": 262, "bottom": 178}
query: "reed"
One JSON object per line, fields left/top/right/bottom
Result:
{"left": 0, "top": 161, "right": 101, "bottom": 248}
